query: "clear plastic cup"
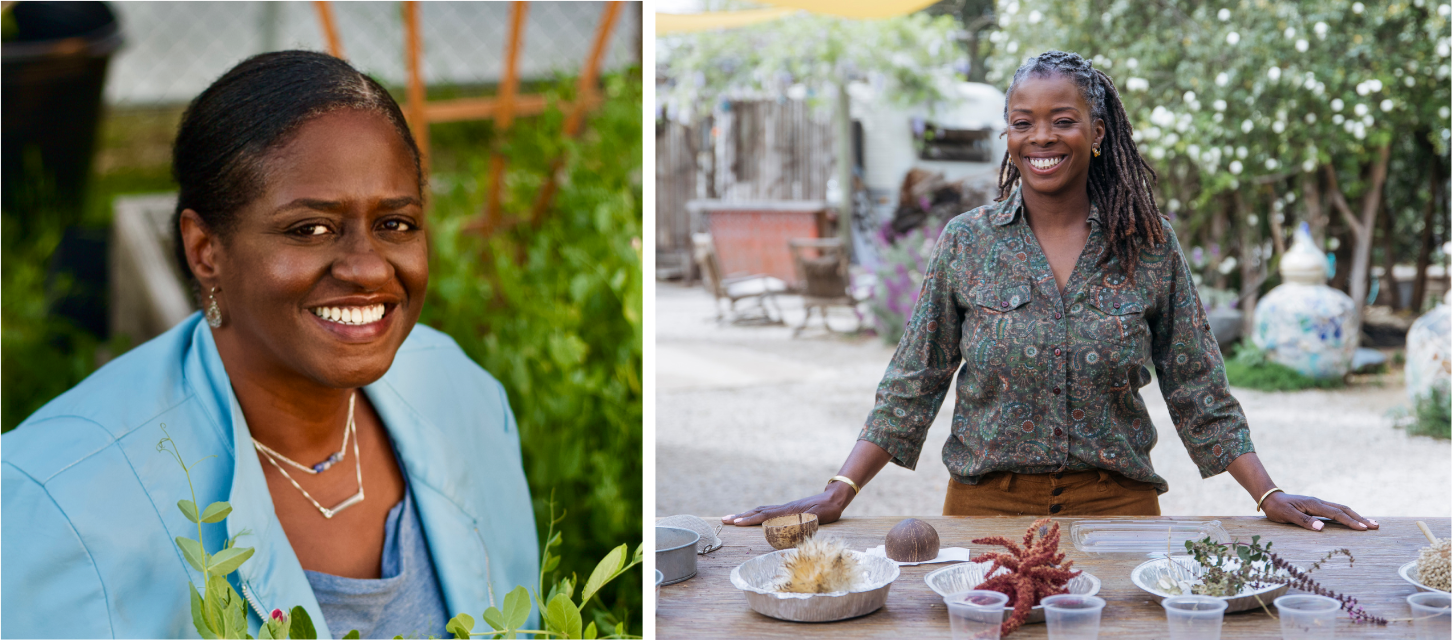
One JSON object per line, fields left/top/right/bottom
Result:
{"left": 1274, "top": 594, "right": 1341, "bottom": 639}
{"left": 1041, "top": 594, "right": 1106, "bottom": 640}
{"left": 1407, "top": 592, "right": 1452, "bottom": 640}
{"left": 943, "top": 590, "right": 1009, "bottom": 640}
{"left": 1162, "top": 595, "right": 1228, "bottom": 640}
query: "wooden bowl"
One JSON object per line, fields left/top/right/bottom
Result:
{"left": 763, "top": 513, "right": 819, "bottom": 549}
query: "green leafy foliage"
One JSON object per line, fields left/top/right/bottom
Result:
{"left": 1396, "top": 383, "right": 1453, "bottom": 439}
{"left": 420, "top": 68, "right": 643, "bottom": 630}
{"left": 1224, "top": 342, "right": 1345, "bottom": 391}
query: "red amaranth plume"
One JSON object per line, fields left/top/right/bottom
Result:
{"left": 971, "top": 518, "right": 1082, "bottom": 637}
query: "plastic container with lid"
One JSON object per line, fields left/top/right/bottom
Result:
{"left": 1069, "top": 519, "right": 1231, "bottom": 557}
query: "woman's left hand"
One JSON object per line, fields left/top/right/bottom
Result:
{"left": 1261, "top": 492, "right": 1379, "bottom": 531}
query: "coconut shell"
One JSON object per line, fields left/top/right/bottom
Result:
{"left": 885, "top": 518, "right": 939, "bottom": 562}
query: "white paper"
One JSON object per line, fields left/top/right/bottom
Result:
{"left": 864, "top": 545, "right": 973, "bottom": 566}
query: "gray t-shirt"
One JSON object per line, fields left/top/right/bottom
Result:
{"left": 304, "top": 485, "right": 450, "bottom": 639}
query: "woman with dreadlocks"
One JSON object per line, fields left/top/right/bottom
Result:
{"left": 724, "top": 50, "right": 1377, "bottom": 532}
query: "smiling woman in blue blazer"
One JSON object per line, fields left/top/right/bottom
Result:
{"left": 1, "top": 51, "right": 537, "bottom": 639}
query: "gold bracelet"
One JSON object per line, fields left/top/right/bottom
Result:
{"left": 828, "top": 475, "right": 861, "bottom": 494}
{"left": 1256, "top": 487, "right": 1284, "bottom": 512}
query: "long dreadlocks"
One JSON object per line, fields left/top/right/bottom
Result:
{"left": 995, "top": 50, "right": 1166, "bottom": 275}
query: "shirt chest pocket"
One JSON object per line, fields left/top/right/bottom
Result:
{"left": 964, "top": 283, "right": 1034, "bottom": 373}
{"left": 1083, "top": 287, "right": 1150, "bottom": 347}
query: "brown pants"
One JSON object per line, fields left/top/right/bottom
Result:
{"left": 943, "top": 469, "right": 1161, "bottom": 516}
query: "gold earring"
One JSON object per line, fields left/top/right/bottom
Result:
{"left": 1093, "top": 147, "right": 1101, "bottom": 157}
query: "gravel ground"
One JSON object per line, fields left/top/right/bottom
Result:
{"left": 655, "top": 282, "right": 1452, "bottom": 522}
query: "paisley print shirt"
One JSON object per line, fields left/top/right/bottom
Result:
{"left": 859, "top": 188, "right": 1254, "bottom": 494}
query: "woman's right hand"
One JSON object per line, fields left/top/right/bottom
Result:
{"left": 721, "top": 483, "right": 855, "bottom": 526}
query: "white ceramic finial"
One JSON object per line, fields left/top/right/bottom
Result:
{"left": 1280, "top": 222, "right": 1327, "bottom": 285}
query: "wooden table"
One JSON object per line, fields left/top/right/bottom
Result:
{"left": 656, "top": 516, "right": 1451, "bottom": 639}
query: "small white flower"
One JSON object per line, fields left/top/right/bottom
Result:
{"left": 1007, "top": 41, "right": 1019, "bottom": 53}
{"left": 1296, "top": 39, "right": 1309, "bottom": 52}
{"left": 1441, "top": 65, "right": 1451, "bottom": 79}
{"left": 1029, "top": 9, "right": 1042, "bottom": 23}
{"left": 1314, "top": 21, "right": 1329, "bottom": 39}
{"left": 1169, "top": 198, "right": 1182, "bottom": 211}
{"left": 1268, "top": 67, "right": 1282, "bottom": 81}
{"left": 1439, "top": 106, "right": 1450, "bottom": 120}
{"left": 1248, "top": 214, "right": 1260, "bottom": 225}
{"left": 1005, "top": 1, "right": 1019, "bottom": 14}
{"left": 1304, "top": 76, "right": 1318, "bottom": 89}
{"left": 1284, "top": 27, "right": 1296, "bottom": 39}
{"left": 1272, "top": 121, "right": 1285, "bottom": 133}
{"left": 1164, "top": 132, "right": 1180, "bottom": 145}
{"left": 1441, "top": 4, "right": 1451, "bottom": 17}
{"left": 1354, "top": 103, "right": 1369, "bottom": 116}
{"left": 1364, "top": 114, "right": 1375, "bottom": 127}
{"left": 1352, "top": 2, "right": 1364, "bottom": 13}
{"left": 1188, "top": 100, "right": 1201, "bottom": 112}
{"left": 1314, "top": 82, "right": 1325, "bottom": 95}
{"left": 1213, "top": 113, "right": 1224, "bottom": 123}
{"left": 1237, "top": 146, "right": 1248, "bottom": 158}
{"left": 1305, "top": 113, "right": 1317, "bottom": 124}
{"left": 1229, "top": 160, "right": 1243, "bottom": 175}
{"left": 1354, "top": 122, "right": 1366, "bottom": 139}
{"left": 1241, "top": 119, "right": 1254, "bottom": 133}
{"left": 1145, "top": 126, "right": 1162, "bottom": 140}
{"left": 1265, "top": 158, "right": 1278, "bottom": 170}
{"left": 1127, "top": 58, "right": 1139, "bottom": 70}
{"left": 1327, "top": 237, "right": 1341, "bottom": 250}
{"left": 1331, "top": 98, "right": 1344, "bottom": 112}
{"left": 1405, "top": 76, "right": 1417, "bottom": 87}
{"left": 1187, "top": 144, "right": 1200, "bottom": 157}
{"left": 1333, "top": 114, "right": 1345, "bottom": 124}
{"left": 1126, "top": 77, "right": 1150, "bottom": 91}
{"left": 1151, "top": 147, "right": 1166, "bottom": 160}
{"left": 1227, "top": 32, "right": 1241, "bottom": 45}
{"left": 1380, "top": 99, "right": 1394, "bottom": 111}
{"left": 1443, "top": 128, "right": 1451, "bottom": 140}
{"left": 1218, "top": 8, "right": 1232, "bottom": 21}
{"left": 1216, "top": 72, "right": 1231, "bottom": 87}
{"left": 1357, "top": 82, "right": 1370, "bottom": 96}
{"left": 1438, "top": 40, "right": 1451, "bottom": 57}
{"left": 1302, "top": 158, "right": 1317, "bottom": 172}
{"left": 1213, "top": 99, "right": 1227, "bottom": 111}
{"left": 1184, "top": 91, "right": 1197, "bottom": 103}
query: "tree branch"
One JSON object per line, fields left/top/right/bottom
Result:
{"left": 1321, "top": 163, "right": 1364, "bottom": 241}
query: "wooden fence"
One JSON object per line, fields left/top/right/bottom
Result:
{"left": 656, "top": 98, "right": 836, "bottom": 278}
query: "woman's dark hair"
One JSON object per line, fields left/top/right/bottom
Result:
{"left": 170, "top": 50, "right": 423, "bottom": 283}
{"left": 997, "top": 50, "right": 1165, "bottom": 274}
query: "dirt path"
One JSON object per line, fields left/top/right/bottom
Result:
{"left": 656, "top": 282, "right": 1451, "bottom": 523}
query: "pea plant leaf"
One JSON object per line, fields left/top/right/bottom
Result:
{"left": 189, "top": 582, "right": 218, "bottom": 640}
{"left": 583, "top": 621, "right": 597, "bottom": 640}
{"left": 341, "top": 631, "right": 360, "bottom": 640}
{"left": 545, "top": 593, "right": 582, "bottom": 640}
{"left": 200, "top": 501, "right": 233, "bottom": 523}
{"left": 481, "top": 606, "right": 506, "bottom": 631}
{"left": 287, "top": 606, "right": 316, "bottom": 639}
{"left": 208, "top": 547, "right": 255, "bottom": 577}
{"left": 580, "top": 544, "right": 626, "bottom": 606}
{"left": 503, "top": 585, "right": 531, "bottom": 630}
{"left": 176, "top": 536, "right": 206, "bottom": 573}
{"left": 445, "top": 613, "right": 474, "bottom": 640}
{"left": 179, "top": 499, "right": 201, "bottom": 524}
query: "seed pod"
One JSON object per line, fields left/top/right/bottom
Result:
{"left": 885, "top": 518, "right": 939, "bottom": 562}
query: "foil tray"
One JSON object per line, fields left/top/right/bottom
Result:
{"left": 730, "top": 550, "right": 900, "bottom": 622}
{"left": 925, "top": 562, "right": 1101, "bottom": 624}
{"left": 1131, "top": 556, "right": 1291, "bottom": 614}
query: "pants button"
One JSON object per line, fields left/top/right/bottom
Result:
{"left": 1052, "top": 487, "right": 1064, "bottom": 496}
{"left": 1050, "top": 504, "right": 1063, "bottom": 514}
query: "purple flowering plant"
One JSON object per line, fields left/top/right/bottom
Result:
{"left": 868, "top": 223, "right": 942, "bottom": 345}
{"left": 162, "top": 427, "right": 641, "bottom": 640}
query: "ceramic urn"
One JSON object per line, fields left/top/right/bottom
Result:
{"left": 1405, "top": 278, "right": 1451, "bottom": 406}
{"left": 1251, "top": 222, "right": 1357, "bottom": 379}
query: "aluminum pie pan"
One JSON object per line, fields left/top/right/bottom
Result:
{"left": 657, "top": 526, "right": 700, "bottom": 585}
{"left": 1400, "top": 561, "right": 1451, "bottom": 594}
{"left": 730, "top": 549, "right": 900, "bottom": 622}
{"left": 925, "top": 561, "right": 1100, "bottom": 624}
{"left": 1131, "top": 556, "right": 1291, "bottom": 613}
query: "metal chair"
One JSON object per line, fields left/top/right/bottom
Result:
{"left": 788, "top": 237, "right": 865, "bottom": 336}
{"left": 691, "top": 233, "right": 786, "bottom": 325}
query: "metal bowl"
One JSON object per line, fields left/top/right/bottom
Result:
{"left": 925, "top": 562, "right": 1101, "bottom": 624}
{"left": 1400, "top": 561, "right": 1451, "bottom": 594}
{"left": 730, "top": 549, "right": 900, "bottom": 622}
{"left": 1131, "top": 556, "right": 1290, "bottom": 613}
{"left": 657, "top": 526, "right": 700, "bottom": 585}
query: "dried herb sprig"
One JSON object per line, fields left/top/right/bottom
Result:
{"left": 1183, "top": 535, "right": 1387, "bottom": 625}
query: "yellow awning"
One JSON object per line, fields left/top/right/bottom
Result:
{"left": 758, "top": 0, "right": 940, "bottom": 19}
{"left": 655, "top": 7, "right": 796, "bottom": 35}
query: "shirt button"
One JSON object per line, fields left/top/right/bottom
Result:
{"left": 1054, "top": 347, "right": 1062, "bottom": 356}
{"left": 1051, "top": 487, "right": 1065, "bottom": 496}
{"left": 1050, "top": 504, "right": 1063, "bottom": 514}
{"left": 1055, "top": 311, "right": 1063, "bottom": 319}
{"left": 1114, "top": 302, "right": 1121, "bottom": 309}
{"left": 1053, "top": 387, "right": 1061, "bottom": 395}
{"left": 1054, "top": 428, "right": 1063, "bottom": 436}
{"left": 1001, "top": 301, "right": 1009, "bottom": 308}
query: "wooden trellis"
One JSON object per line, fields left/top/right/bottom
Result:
{"left": 311, "top": 1, "right": 623, "bottom": 233}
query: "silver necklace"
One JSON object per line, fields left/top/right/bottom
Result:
{"left": 252, "top": 392, "right": 365, "bottom": 519}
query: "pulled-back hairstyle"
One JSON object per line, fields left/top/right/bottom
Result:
{"left": 997, "top": 50, "right": 1165, "bottom": 274}
{"left": 170, "top": 50, "right": 422, "bottom": 283}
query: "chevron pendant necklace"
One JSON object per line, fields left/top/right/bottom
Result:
{"left": 253, "top": 392, "right": 365, "bottom": 519}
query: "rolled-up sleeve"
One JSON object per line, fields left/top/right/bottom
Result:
{"left": 859, "top": 222, "right": 969, "bottom": 470}
{"left": 1148, "top": 227, "right": 1255, "bottom": 478}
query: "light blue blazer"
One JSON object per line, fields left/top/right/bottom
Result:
{"left": 2, "top": 314, "right": 538, "bottom": 639}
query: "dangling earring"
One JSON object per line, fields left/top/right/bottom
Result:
{"left": 205, "top": 286, "right": 223, "bottom": 328}
{"left": 1093, "top": 147, "right": 1102, "bottom": 157}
